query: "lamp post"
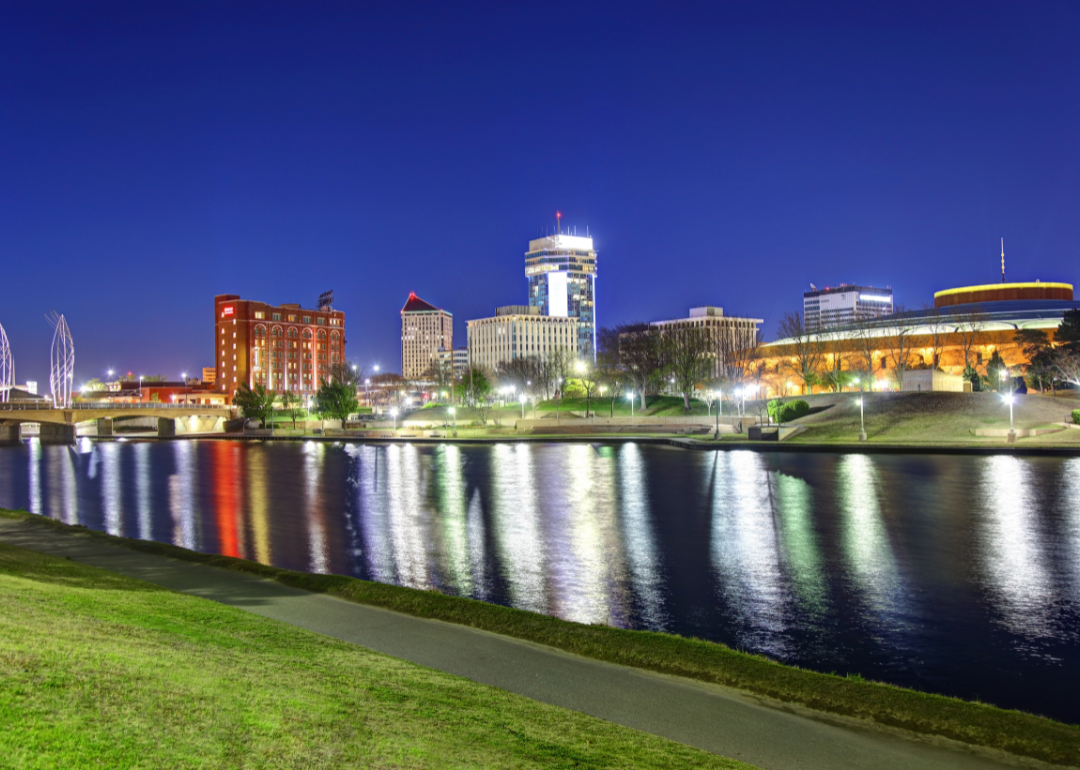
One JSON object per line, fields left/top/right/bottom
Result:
{"left": 181, "top": 372, "right": 188, "bottom": 405}
{"left": 627, "top": 391, "right": 635, "bottom": 417}
{"left": 713, "top": 390, "right": 721, "bottom": 439}
{"left": 857, "top": 397, "right": 866, "bottom": 442}
{"left": 520, "top": 392, "right": 526, "bottom": 419}
{"left": 1003, "top": 393, "right": 1016, "bottom": 443}
{"left": 449, "top": 406, "right": 456, "bottom": 437}
{"left": 139, "top": 375, "right": 144, "bottom": 402}
{"left": 364, "top": 378, "right": 371, "bottom": 409}
{"left": 390, "top": 407, "right": 398, "bottom": 432}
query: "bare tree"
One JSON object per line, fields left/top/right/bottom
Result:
{"left": 714, "top": 319, "right": 761, "bottom": 393}
{"left": 921, "top": 303, "right": 947, "bottom": 369}
{"left": 820, "top": 329, "right": 849, "bottom": 392}
{"left": 661, "top": 327, "right": 713, "bottom": 411}
{"left": 596, "top": 327, "right": 627, "bottom": 416}
{"left": 777, "top": 312, "right": 822, "bottom": 394}
{"left": 1051, "top": 349, "right": 1080, "bottom": 389}
{"left": 574, "top": 358, "right": 601, "bottom": 416}
{"left": 954, "top": 306, "right": 990, "bottom": 369}
{"left": 422, "top": 359, "right": 455, "bottom": 397}
{"left": 888, "top": 306, "right": 918, "bottom": 391}
{"left": 617, "top": 323, "right": 663, "bottom": 410}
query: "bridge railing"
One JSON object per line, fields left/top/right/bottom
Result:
{"left": 0, "top": 402, "right": 232, "bottom": 411}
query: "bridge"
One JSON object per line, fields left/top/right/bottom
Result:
{"left": 0, "top": 402, "right": 236, "bottom": 443}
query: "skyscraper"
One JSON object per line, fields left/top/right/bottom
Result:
{"left": 525, "top": 231, "right": 597, "bottom": 359}
{"left": 400, "top": 292, "right": 453, "bottom": 379}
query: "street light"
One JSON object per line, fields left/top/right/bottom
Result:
{"left": 448, "top": 406, "right": 456, "bottom": 436}
{"left": 390, "top": 407, "right": 398, "bottom": 431}
{"left": 999, "top": 368, "right": 1010, "bottom": 394}
{"left": 1003, "top": 393, "right": 1016, "bottom": 442}
{"left": 181, "top": 372, "right": 188, "bottom": 404}
{"left": 520, "top": 392, "right": 526, "bottom": 419}
{"left": 627, "top": 390, "right": 635, "bottom": 417}
{"left": 857, "top": 398, "right": 866, "bottom": 442}
{"left": 139, "top": 375, "right": 144, "bottom": 401}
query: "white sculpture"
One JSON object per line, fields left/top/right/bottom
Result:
{"left": 0, "top": 323, "right": 12, "bottom": 403}
{"left": 48, "top": 312, "right": 74, "bottom": 408}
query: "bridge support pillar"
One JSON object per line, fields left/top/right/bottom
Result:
{"left": 0, "top": 424, "right": 21, "bottom": 444}
{"left": 39, "top": 423, "right": 76, "bottom": 445}
{"left": 157, "top": 418, "right": 176, "bottom": 438}
{"left": 96, "top": 418, "right": 113, "bottom": 437}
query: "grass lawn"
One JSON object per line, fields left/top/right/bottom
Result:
{"left": 5, "top": 509, "right": 1077, "bottom": 767}
{"left": 0, "top": 540, "right": 752, "bottom": 770}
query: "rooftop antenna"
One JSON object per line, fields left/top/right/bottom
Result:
{"left": 1001, "top": 238, "right": 1005, "bottom": 283}
{"left": 556, "top": 211, "right": 561, "bottom": 235}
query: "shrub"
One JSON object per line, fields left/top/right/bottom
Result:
{"left": 766, "top": 399, "right": 782, "bottom": 421}
{"left": 778, "top": 399, "right": 810, "bottom": 422}
{"left": 1072, "top": 409, "right": 1080, "bottom": 426}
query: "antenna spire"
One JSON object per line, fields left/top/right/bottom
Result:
{"left": 1001, "top": 237, "right": 1005, "bottom": 284}
{"left": 556, "top": 211, "right": 561, "bottom": 235}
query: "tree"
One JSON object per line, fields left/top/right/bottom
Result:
{"left": 573, "top": 358, "right": 600, "bottom": 416}
{"left": 921, "top": 303, "right": 948, "bottom": 369}
{"left": 83, "top": 378, "right": 106, "bottom": 392}
{"left": 616, "top": 323, "right": 663, "bottom": 410}
{"left": 596, "top": 328, "right": 627, "bottom": 416}
{"left": 777, "top": 312, "right": 822, "bottom": 395}
{"left": 1051, "top": 349, "right": 1080, "bottom": 389}
{"left": 1055, "top": 309, "right": 1080, "bottom": 354}
{"left": 888, "top": 306, "right": 918, "bottom": 391}
{"left": 985, "top": 351, "right": 1009, "bottom": 391}
{"left": 314, "top": 377, "right": 359, "bottom": 424}
{"left": 954, "top": 307, "right": 989, "bottom": 369}
{"left": 234, "top": 383, "right": 277, "bottom": 427}
{"left": 1014, "top": 329, "right": 1054, "bottom": 392}
{"left": 661, "top": 327, "right": 713, "bottom": 411}
{"left": 279, "top": 390, "right": 304, "bottom": 429}
{"left": 820, "top": 329, "right": 849, "bottom": 392}
{"left": 714, "top": 317, "right": 762, "bottom": 394}
{"left": 455, "top": 367, "right": 491, "bottom": 407}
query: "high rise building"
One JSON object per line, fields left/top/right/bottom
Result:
{"left": 401, "top": 292, "right": 453, "bottom": 379}
{"left": 467, "top": 306, "right": 578, "bottom": 373}
{"left": 803, "top": 284, "right": 893, "bottom": 331}
{"left": 525, "top": 232, "right": 597, "bottom": 358}
{"left": 214, "top": 294, "right": 346, "bottom": 395}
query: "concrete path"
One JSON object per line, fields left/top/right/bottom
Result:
{"left": 0, "top": 518, "right": 1057, "bottom": 770}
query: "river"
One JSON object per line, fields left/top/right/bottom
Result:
{"left": 1, "top": 438, "right": 1077, "bottom": 723}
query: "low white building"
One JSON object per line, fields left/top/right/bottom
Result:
{"left": 467, "top": 306, "right": 578, "bottom": 372}
{"left": 650, "top": 307, "right": 764, "bottom": 379}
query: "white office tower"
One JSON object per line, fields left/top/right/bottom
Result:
{"left": 803, "top": 284, "right": 893, "bottom": 331}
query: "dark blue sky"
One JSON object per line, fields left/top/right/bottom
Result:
{"left": 2, "top": 2, "right": 1079, "bottom": 386}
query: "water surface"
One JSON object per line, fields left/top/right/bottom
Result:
{"left": 1, "top": 439, "right": 1077, "bottom": 723}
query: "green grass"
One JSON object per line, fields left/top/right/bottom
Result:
{"left": 0, "top": 540, "right": 753, "bottom": 770}
{"left": 4, "top": 509, "right": 1077, "bottom": 766}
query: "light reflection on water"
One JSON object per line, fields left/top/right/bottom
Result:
{"left": 1, "top": 439, "right": 1079, "bottom": 724}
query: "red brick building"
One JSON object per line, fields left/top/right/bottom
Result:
{"left": 214, "top": 294, "right": 346, "bottom": 396}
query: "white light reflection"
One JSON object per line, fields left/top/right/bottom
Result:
{"left": 28, "top": 439, "right": 42, "bottom": 514}
{"left": 45, "top": 447, "right": 78, "bottom": 524}
{"left": 709, "top": 451, "right": 791, "bottom": 656}
{"left": 489, "top": 444, "right": 548, "bottom": 614}
{"left": 434, "top": 445, "right": 480, "bottom": 595}
{"left": 838, "top": 455, "right": 904, "bottom": 620}
{"left": 1063, "top": 458, "right": 1080, "bottom": 605}
{"left": 168, "top": 441, "right": 197, "bottom": 549}
{"left": 383, "top": 444, "right": 430, "bottom": 588}
{"left": 303, "top": 441, "right": 330, "bottom": 574}
{"left": 617, "top": 443, "right": 667, "bottom": 630}
{"left": 354, "top": 445, "right": 396, "bottom": 584}
{"left": 977, "top": 455, "right": 1053, "bottom": 639}
{"left": 134, "top": 442, "right": 152, "bottom": 540}
{"left": 100, "top": 443, "right": 123, "bottom": 536}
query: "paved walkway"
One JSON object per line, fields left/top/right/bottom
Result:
{"left": 0, "top": 518, "right": 1056, "bottom": 770}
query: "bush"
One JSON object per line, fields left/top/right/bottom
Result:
{"left": 767, "top": 399, "right": 810, "bottom": 423}
{"left": 1072, "top": 410, "right": 1080, "bottom": 426}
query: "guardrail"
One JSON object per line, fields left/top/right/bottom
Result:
{"left": 0, "top": 402, "right": 231, "bottom": 411}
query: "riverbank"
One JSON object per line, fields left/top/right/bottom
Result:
{"left": 0, "top": 538, "right": 750, "bottom": 769}
{"left": 3, "top": 508, "right": 1077, "bottom": 767}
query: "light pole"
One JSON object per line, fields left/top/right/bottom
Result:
{"left": 139, "top": 375, "right": 144, "bottom": 402}
{"left": 449, "top": 406, "right": 456, "bottom": 437}
{"left": 364, "top": 378, "right": 371, "bottom": 409}
{"left": 857, "top": 397, "right": 866, "bottom": 442}
{"left": 1003, "top": 393, "right": 1016, "bottom": 443}
{"left": 181, "top": 372, "right": 188, "bottom": 404}
{"left": 520, "top": 392, "right": 526, "bottom": 419}
{"left": 390, "top": 407, "right": 398, "bottom": 432}
{"left": 713, "top": 390, "right": 721, "bottom": 439}
{"left": 627, "top": 391, "right": 635, "bottom": 417}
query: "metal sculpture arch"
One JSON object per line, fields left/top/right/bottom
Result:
{"left": 47, "top": 312, "right": 74, "bottom": 408}
{"left": 0, "top": 323, "right": 12, "bottom": 403}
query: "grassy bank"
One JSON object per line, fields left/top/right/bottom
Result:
{"left": 0, "top": 539, "right": 752, "bottom": 770}
{"left": 3, "top": 510, "right": 1078, "bottom": 766}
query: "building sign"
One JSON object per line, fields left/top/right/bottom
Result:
{"left": 222, "top": 307, "right": 234, "bottom": 316}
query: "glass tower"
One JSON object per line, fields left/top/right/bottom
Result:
{"left": 525, "top": 233, "right": 597, "bottom": 359}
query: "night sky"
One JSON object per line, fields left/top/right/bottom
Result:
{"left": 2, "top": 2, "right": 1079, "bottom": 387}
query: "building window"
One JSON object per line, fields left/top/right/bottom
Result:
{"left": 272, "top": 313, "right": 281, "bottom": 321}
{"left": 303, "top": 316, "right": 311, "bottom": 324}
{"left": 288, "top": 315, "right": 296, "bottom": 322}
{"left": 254, "top": 311, "right": 265, "bottom": 319}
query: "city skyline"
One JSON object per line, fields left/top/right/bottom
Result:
{"left": 3, "top": 2, "right": 1079, "bottom": 386}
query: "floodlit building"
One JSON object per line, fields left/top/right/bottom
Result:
{"left": 803, "top": 284, "right": 894, "bottom": 331}
{"left": 214, "top": 294, "right": 346, "bottom": 396}
{"left": 401, "top": 293, "right": 453, "bottom": 379}
{"left": 525, "top": 232, "right": 597, "bottom": 359}
{"left": 467, "top": 306, "right": 578, "bottom": 373}
{"left": 650, "top": 307, "right": 764, "bottom": 379}
{"left": 438, "top": 346, "right": 470, "bottom": 380}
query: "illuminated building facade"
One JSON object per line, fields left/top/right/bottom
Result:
{"left": 467, "top": 306, "right": 578, "bottom": 373}
{"left": 401, "top": 293, "right": 453, "bottom": 379}
{"left": 525, "top": 233, "right": 597, "bottom": 358}
{"left": 214, "top": 294, "right": 346, "bottom": 395}
{"left": 803, "top": 284, "right": 893, "bottom": 331}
